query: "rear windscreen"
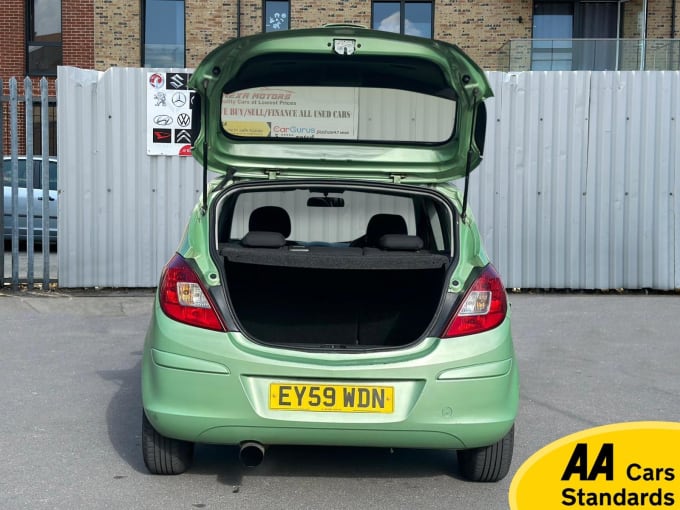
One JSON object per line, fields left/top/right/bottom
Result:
{"left": 222, "top": 86, "right": 455, "bottom": 143}
{"left": 220, "top": 54, "right": 456, "bottom": 144}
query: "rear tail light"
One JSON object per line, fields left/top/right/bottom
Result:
{"left": 158, "top": 254, "right": 226, "bottom": 332}
{"left": 443, "top": 265, "right": 508, "bottom": 338}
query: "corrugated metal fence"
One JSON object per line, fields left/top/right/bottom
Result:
{"left": 58, "top": 67, "right": 680, "bottom": 290}
{"left": 468, "top": 71, "right": 679, "bottom": 290}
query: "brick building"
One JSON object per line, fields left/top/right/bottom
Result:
{"left": 2, "top": 0, "right": 679, "bottom": 154}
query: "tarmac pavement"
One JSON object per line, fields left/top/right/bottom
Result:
{"left": 0, "top": 290, "right": 678, "bottom": 509}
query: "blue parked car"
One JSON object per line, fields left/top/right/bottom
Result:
{"left": 2, "top": 156, "right": 58, "bottom": 245}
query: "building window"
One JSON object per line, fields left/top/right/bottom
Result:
{"left": 532, "top": 1, "right": 621, "bottom": 71}
{"left": 264, "top": 1, "right": 290, "bottom": 32}
{"left": 144, "top": 0, "right": 185, "bottom": 68}
{"left": 372, "top": 1, "right": 433, "bottom": 38}
{"left": 26, "top": 0, "right": 62, "bottom": 76}
{"left": 531, "top": 3, "right": 573, "bottom": 71}
{"left": 33, "top": 102, "right": 58, "bottom": 157}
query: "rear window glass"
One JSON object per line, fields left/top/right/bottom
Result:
{"left": 222, "top": 86, "right": 455, "bottom": 143}
{"left": 48, "top": 161, "right": 58, "bottom": 190}
{"left": 220, "top": 53, "right": 457, "bottom": 144}
{"left": 2, "top": 160, "right": 27, "bottom": 187}
{"left": 3, "top": 159, "right": 56, "bottom": 190}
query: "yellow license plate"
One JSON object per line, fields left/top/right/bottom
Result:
{"left": 269, "top": 383, "right": 394, "bottom": 413}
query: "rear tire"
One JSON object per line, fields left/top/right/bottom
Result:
{"left": 142, "top": 411, "right": 194, "bottom": 475}
{"left": 457, "top": 425, "right": 514, "bottom": 482}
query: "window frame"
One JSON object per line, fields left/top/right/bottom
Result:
{"left": 262, "top": 0, "right": 291, "bottom": 33}
{"left": 371, "top": 0, "right": 434, "bottom": 39}
{"left": 142, "top": 0, "right": 186, "bottom": 68}
{"left": 25, "top": 0, "right": 63, "bottom": 76}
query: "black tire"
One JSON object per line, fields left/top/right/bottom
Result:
{"left": 142, "top": 411, "right": 194, "bottom": 475}
{"left": 457, "top": 425, "right": 514, "bottom": 482}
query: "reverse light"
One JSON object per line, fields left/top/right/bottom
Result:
{"left": 159, "top": 254, "right": 226, "bottom": 332}
{"left": 443, "top": 265, "right": 508, "bottom": 338}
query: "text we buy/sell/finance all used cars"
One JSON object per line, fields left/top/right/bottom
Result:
{"left": 142, "top": 26, "right": 519, "bottom": 482}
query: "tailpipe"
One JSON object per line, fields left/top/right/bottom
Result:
{"left": 239, "top": 441, "right": 265, "bottom": 467}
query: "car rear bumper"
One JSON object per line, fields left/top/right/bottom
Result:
{"left": 142, "top": 303, "right": 519, "bottom": 450}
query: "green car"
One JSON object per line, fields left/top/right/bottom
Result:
{"left": 142, "top": 25, "right": 518, "bottom": 482}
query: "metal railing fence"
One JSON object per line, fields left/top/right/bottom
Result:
{"left": 1, "top": 77, "right": 57, "bottom": 290}
{"left": 500, "top": 39, "right": 680, "bottom": 72}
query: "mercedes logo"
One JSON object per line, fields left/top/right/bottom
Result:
{"left": 172, "top": 92, "right": 187, "bottom": 108}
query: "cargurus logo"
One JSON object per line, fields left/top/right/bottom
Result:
{"left": 273, "top": 125, "right": 316, "bottom": 135}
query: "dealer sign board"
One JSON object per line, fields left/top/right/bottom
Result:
{"left": 221, "top": 86, "right": 359, "bottom": 140}
{"left": 147, "top": 72, "right": 194, "bottom": 156}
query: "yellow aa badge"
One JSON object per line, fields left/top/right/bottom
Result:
{"left": 509, "top": 421, "right": 680, "bottom": 509}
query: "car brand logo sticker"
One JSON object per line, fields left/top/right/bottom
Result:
{"left": 166, "top": 73, "right": 188, "bottom": 90}
{"left": 149, "top": 73, "right": 164, "bottom": 89}
{"left": 147, "top": 71, "right": 193, "bottom": 156}
{"left": 153, "top": 115, "right": 173, "bottom": 126}
{"left": 152, "top": 128, "right": 172, "bottom": 143}
{"left": 176, "top": 113, "right": 191, "bottom": 128}
{"left": 174, "top": 129, "right": 192, "bottom": 144}
{"left": 171, "top": 92, "right": 187, "bottom": 108}
{"left": 153, "top": 92, "right": 167, "bottom": 107}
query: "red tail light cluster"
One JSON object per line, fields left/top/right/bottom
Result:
{"left": 159, "top": 254, "right": 226, "bottom": 332}
{"left": 443, "top": 265, "right": 508, "bottom": 338}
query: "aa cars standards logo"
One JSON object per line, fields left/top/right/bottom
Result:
{"left": 509, "top": 422, "right": 680, "bottom": 509}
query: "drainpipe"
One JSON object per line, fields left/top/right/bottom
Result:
{"left": 237, "top": 0, "right": 241, "bottom": 38}
{"left": 640, "top": 0, "right": 648, "bottom": 69}
{"left": 615, "top": 0, "right": 622, "bottom": 70}
{"left": 672, "top": 0, "right": 677, "bottom": 70}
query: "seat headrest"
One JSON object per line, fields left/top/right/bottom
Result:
{"left": 378, "top": 234, "right": 424, "bottom": 251}
{"left": 366, "top": 214, "right": 407, "bottom": 247}
{"left": 248, "top": 206, "right": 291, "bottom": 238}
{"left": 241, "top": 231, "right": 286, "bottom": 248}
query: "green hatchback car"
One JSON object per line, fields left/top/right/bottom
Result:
{"left": 142, "top": 25, "right": 519, "bottom": 482}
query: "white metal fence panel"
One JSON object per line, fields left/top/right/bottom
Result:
{"left": 583, "top": 71, "right": 679, "bottom": 290}
{"left": 58, "top": 67, "right": 205, "bottom": 287}
{"left": 466, "top": 71, "right": 679, "bottom": 290}
{"left": 58, "top": 67, "right": 679, "bottom": 289}
{"left": 469, "top": 71, "right": 592, "bottom": 289}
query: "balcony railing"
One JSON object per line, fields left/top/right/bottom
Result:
{"left": 499, "top": 39, "right": 680, "bottom": 72}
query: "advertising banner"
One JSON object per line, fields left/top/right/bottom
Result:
{"left": 221, "top": 86, "right": 359, "bottom": 140}
{"left": 146, "top": 72, "right": 194, "bottom": 156}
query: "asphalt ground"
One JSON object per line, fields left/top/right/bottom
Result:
{"left": 0, "top": 291, "right": 678, "bottom": 509}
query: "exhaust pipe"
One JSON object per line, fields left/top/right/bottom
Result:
{"left": 239, "top": 441, "right": 265, "bottom": 467}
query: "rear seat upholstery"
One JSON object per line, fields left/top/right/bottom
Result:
{"left": 230, "top": 208, "right": 443, "bottom": 269}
